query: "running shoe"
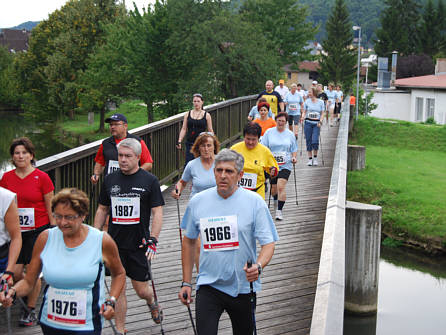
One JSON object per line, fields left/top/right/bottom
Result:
{"left": 307, "top": 159, "right": 313, "bottom": 166}
{"left": 19, "top": 309, "right": 37, "bottom": 327}
{"left": 313, "top": 157, "right": 319, "bottom": 166}
{"left": 275, "top": 210, "right": 283, "bottom": 220}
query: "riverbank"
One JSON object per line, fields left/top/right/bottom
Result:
{"left": 347, "top": 117, "right": 446, "bottom": 253}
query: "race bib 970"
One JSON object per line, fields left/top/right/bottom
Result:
{"left": 239, "top": 173, "right": 257, "bottom": 190}
{"left": 47, "top": 287, "right": 87, "bottom": 326}
{"left": 200, "top": 215, "right": 239, "bottom": 251}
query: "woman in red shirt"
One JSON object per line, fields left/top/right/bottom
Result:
{"left": 0, "top": 137, "right": 55, "bottom": 327}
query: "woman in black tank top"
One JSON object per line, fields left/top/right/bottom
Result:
{"left": 177, "top": 94, "right": 214, "bottom": 166}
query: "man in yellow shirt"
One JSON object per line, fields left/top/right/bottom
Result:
{"left": 231, "top": 122, "right": 278, "bottom": 199}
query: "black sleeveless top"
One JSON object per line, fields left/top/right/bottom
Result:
{"left": 186, "top": 111, "right": 207, "bottom": 143}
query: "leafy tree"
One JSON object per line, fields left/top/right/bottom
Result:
{"left": 239, "top": 0, "right": 317, "bottom": 64}
{"left": 318, "top": 0, "right": 356, "bottom": 93}
{"left": 0, "top": 46, "right": 21, "bottom": 108}
{"left": 374, "top": 0, "right": 421, "bottom": 58}
{"left": 418, "top": 0, "right": 442, "bottom": 56}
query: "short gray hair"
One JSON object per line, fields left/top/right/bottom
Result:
{"left": 215, "top": 149, "right": 244, "bottom": 173}
{"left": 117, "top": 137, "right": 141, "bottom": 156}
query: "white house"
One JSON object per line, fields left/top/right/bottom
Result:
{"left": 370, "top": 59, "right": 446, "bottom": 125}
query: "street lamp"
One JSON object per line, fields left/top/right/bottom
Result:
{"left": 353, "top": 26, "right": 361, "bottom": 120}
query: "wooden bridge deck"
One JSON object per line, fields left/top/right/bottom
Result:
{"left": 2, "top": 123, "right": 339, "bottom": 335}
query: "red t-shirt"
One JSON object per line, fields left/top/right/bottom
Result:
{"left": 94, "top": 138, "right": 153, "bottom": 166}
{"left": 0, "top": 169, "right": 54, "bottom": 230}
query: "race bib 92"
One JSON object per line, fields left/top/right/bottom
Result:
{"left": 18, "top": 208, "right": 35, "bottom": 231}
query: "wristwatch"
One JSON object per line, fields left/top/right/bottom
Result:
{"left": 181, "top": 281, "right": 192, "bottom": 288}
{"left": 256, "top": 263, "right": 262, "bottom": 276}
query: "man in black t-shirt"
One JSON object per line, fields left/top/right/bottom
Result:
{"left": 256, "top": 80, "right": 284, "bottom": 117}
{"left": 94, "top": 137, "right": 164, "bottom": 333}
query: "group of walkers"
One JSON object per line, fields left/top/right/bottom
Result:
{"left": 0, "top": 79, "right": 342, "bottom": 335}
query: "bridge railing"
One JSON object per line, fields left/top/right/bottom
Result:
{"left": 310, "top": 103, "right": 349, "bottom": 334}
{"left": 36, "top": 95, "right": 257, "bottom": 222}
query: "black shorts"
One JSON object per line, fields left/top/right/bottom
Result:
{"left": 17, "top": 224, "right": 51, "bottom": 265}
{"left": 271, "top": 169, "right": 291, "bottom": 184}
{"left": 41, "top": 323, "right": 101, "bottom": 335}
{"left": 118, "top": 248, "right": 150, "bottom": 282}
{"left": 196, "top": 285, "right": 255, "bottom": 335}
{"left": 334, "top": 102, "right": 342, "bottom": 114}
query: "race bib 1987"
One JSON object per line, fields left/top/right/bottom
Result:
{"left": 200, "top": 215, "right": 239, "bottom": 251}
{"left": 111, "top": 197, "right": 140, "bottom": 225}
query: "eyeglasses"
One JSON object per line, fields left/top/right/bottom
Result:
{"left": 52, "top": 213, "right": 80, "bottom": 221}
{"left": 193, "top": 93, "right": 203, "bottom": 98}
{"left": 199, "top": 132, "right": 214, "bottom": 136}
{"left": 109, "top": 122, "right": 125, "bottom": 127}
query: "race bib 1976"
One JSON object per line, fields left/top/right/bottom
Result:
{"left": 47, "top": 287, "right": 87, "bottom": 326}
{"left": 200, "top": 215, "right": 239, "bottom": 251}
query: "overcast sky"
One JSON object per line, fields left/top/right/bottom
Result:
{"left": 0, "top": 0, "right": 155, "bottom": 28}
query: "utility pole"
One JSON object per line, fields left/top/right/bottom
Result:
{"left": 353, "top": 26, "right": 361, "bottom": 119}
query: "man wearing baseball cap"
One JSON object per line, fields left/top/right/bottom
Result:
{"left": 275, "top": 79, "right": 290, "bottom": 100}
{"left": 91, "top": 113, "right": 153, "bottom": 184}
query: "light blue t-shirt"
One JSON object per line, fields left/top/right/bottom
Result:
{"left": 304, "top": 99, "right": 325, "bottom": 121}
{"left": 336, "top": 90, "right": 343, "bottom": 102}
{"left": 325, "top": 89, "right": 337, "bottom": 104}
{"left": 182, "top": 157, "right": 216, "bottom": 198}
{"left": 248, "top": 105, "right": 273, "bottom": 119}
{"left": 182, "top": 186, "right": 279, "bottom": 297}
{"left": 261, "top": 128, "right": 298, "bottom": 171}
{"left": 40, "top": 226, "right": 105, "bottom": 331}
{"left": 284, "top": 92, "right": 303, "bottom": 116}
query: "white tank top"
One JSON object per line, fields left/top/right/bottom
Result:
{"left": 0, "top": 187, "right": 16, "bottom": 246}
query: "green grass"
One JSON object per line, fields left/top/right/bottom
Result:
{"left": 348, "top": 117, "right": 446, "bottom": 249}
{"left": 58, "top": 100, "right": 152, "bottom": 145}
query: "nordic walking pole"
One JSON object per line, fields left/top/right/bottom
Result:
{"left": 1, "top": 279, "right": 12, "bottom": 335}
{"left": 103, "top": 279, "right": 120, "bottom": 335}
{"left": 148, "top": 262, "right": 165, "bottom": 335}
{"left": 293, "top": 163, "right": 298, "bottom": 206}
{"left": 247, "top": 260, "right": 257, "bottom": 335}
{"left": 182, "top": 293, "right": 197, "bottom": 335}
{"left": 175, "top": 187, "right": 183, "bottom": 244}
{"left": 319, "top": 131, "right": 325, "bottom": 166}
{"left": 268, "top": 180, "right": 272, "bottom": 210}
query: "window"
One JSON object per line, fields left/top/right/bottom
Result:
{"left": 415, "top": 97, "right": 423, "bottom": 121}
{"left": 287, "top": 72, "right": 292, "bottom": 79}
{"left": 426, "top": 98, "right": 435, "bottom": 120}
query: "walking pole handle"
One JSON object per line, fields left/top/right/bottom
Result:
{"left": 247, "top": 260, "right": 252, "bottom": 268}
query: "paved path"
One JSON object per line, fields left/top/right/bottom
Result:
{"left": 3, "top": 123, "right": 339, "bottom": 335}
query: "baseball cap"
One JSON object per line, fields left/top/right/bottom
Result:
{"left": 105, "top": 113, "right": 128, "bottom": 124}
{"left": 312, "top": 80, "right": 318, "bottom": 85}
{"left": 279, "top": 79, "right": 285, "bottom": 84}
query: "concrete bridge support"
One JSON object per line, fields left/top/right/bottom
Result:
{"left": 347, "top": 145, "right": 366, "bottom": 171}
{"left": 345, "top": 201, "right": 382, "bottom": 315}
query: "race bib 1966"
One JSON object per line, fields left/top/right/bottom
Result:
{"left": 200, "top": 215, "right": 239, "bottom": 251}
{"left": 47, "top": 287, "right": 87, "bottom": 326}
{"left": 18, "top": 208, "right": 35, "bottom": 231}
{"left": 239, "top": 173, "right": 257, "bottom": 190}
{"left": 107, "top": 160, "right": 120, "bottom": 175}
{"left": 111, "top": 197, "right": 140, "bottom": 225}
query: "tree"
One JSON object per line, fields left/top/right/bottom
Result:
{"left": 0, "top": 46, "right": 21, "bottom": 108}
{"left": 318, "top": 0, "right": 356, "bottom": 93}
{"left": 240, "top": 0, "right": 317, "bottom": 64}
{"left": 418, "top": 0, "right": 442, "bottom": 56}
{"left": 374, "top": 0, "right": 421, "bottom": 58}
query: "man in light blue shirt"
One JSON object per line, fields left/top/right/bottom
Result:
{"left": 179, "top": 149, "right": 278, "bottom": 335}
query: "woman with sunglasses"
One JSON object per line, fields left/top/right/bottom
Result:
{"left": 0, "top": 188, "right": 126, "bottom": 335}
{"left": 0, "top": 137, "right": 55, "bottom": 326}
{"left": 177, "top": 94, "right": 214, "bottom": 166}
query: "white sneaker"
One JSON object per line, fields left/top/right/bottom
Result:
{"left": 313, "top": 157, "right": 319, "bottom": 166}
{"left": 275, "top": 210, "right": 283, "bottom": 220}
{"left": 307, "top": 159, "right": 313, "bottom": 166}
{"left": 274, "top": 200, "right": 278, "bottom": 212}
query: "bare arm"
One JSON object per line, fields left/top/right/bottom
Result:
{"left": 206, "top": 112, "right": 214, "bottom": 134}
{"left": 179, "top": 236, "right": 196, "bottom": 304}
{"left": 171, "top": 179, "right": 187, "bottom": 199}
{"left": 177, "top": 113, "right": 189, "bottom": 149}
{"left": 279, "top": 102, "right": 285, "bottom": 112}
{"left": 244, "top": 242, "right": 275, "bottom": 282}
{"left": 91, "top": 162, "right": 105, "bottom": 184}
{"left": 43, "top": 191, "right": 55, "bottom": 226}
{"left": 150, "top": 206, "right": 163, "bottom": 240}
{"left": 0, "top": 231, "right": 48, "bottom": 306}
{"left": 94, "top": 204, "right": 109, "bottom": 230}
{"left": 2, "top": 200, "right": 21, "bottom": 285}
{"left": 141, "top": 162, "right": 153, "bottom": 171}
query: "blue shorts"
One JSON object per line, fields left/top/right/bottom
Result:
{"left": 0, "top": 256, "right": 7, "bottom": 273}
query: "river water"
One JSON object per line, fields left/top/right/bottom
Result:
{"left": 344, "top": 247, "right": 446, "bottom": 335}
{"left": 1, "top": 111, "right": 67, "bottom": 173}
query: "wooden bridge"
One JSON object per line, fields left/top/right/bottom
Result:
{"left": 1, "top": 96, "right": 347, "bottom": 334}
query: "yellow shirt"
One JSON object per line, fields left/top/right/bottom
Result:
{"left": 231, "top": 141, "right": 278, "bottom": 199}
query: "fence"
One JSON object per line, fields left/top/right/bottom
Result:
{"left": 36, "top": 95, "right": 257, "bottom": 222}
